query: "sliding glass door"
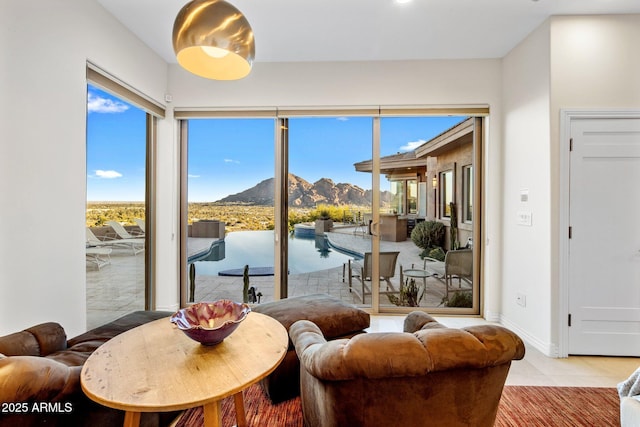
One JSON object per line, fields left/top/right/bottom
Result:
{"left": 85, "top": 85, "right": 148, "bottom": 329}
{"left": 85, "top": 65, "right": 164, "bottom": 329}
{"left": 377, "top": 116, "right": 477, "bottom": 312}
{"left": 179, "top": 110, "right": 484, "bottom": 315}
{"left": 182, "top": 118, "right": 275, "bottom": 304}
{"left": 287, "top": 116, "right": 374, "bottom": 306}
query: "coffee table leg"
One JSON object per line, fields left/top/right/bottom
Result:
{"left": 233, "top": 391, "right": 247, "bottom": 427}
{"left": 203, "top": 400, "right": 223, "bottom": 427}
{"left": 123, "top": 411, "right": 141, "bottom": 427}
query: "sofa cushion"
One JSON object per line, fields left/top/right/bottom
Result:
{"left": 67, "top": 310, "right": 171, "bottom": 347}
{"left": 252, "top": 294, "right": 370, "bottom": 349}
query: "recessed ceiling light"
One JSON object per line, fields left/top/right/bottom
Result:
{"left": 396, "top": 0, "right": 412, "bottom": 4}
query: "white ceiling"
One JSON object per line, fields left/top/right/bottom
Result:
{"left": 97, "top": 0, "right": 640, "bottom": 64}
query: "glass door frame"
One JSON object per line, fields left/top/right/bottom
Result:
{"left": 177, "top": 108, "right": 486, "bottom": 315}
{"left": 86, "top": 64, "right": 164, "bottom": 316}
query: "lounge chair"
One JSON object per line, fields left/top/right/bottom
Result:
{"left": 86, "top": 227, "right": 144, "bottom": 255}
{"left": 134, "top": 218, "right": 146, "bottom": 235}
{"left": 86, "top": 247, "right": 112, "bottom": 269}
{"left": 107, "top": 220, "right": 144, "bottom": 239}
{"left": 345, "top": 251, "right": 400, "bottom": 303}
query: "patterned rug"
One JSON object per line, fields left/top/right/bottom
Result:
{"left": 175, "top": 384, "right": 620, "bottom": 427}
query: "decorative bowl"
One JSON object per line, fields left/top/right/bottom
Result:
{"left": 170, "top": 300, "right": 251, "bottom": 345}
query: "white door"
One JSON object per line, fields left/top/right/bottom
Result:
{"left": 568, "top": 117, "right": 640, "bottom": 356}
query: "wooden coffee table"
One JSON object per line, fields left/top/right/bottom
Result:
{"left": 81, "top": 312, "right": 288, "bottom": 427}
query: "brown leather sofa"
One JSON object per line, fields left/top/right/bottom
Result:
{"left": 290, "top": 311, "right": 525, "bottom": 427}
{"left": 0, "top": 311, "right": 176, "bottom": 427}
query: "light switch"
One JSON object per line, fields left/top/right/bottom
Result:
{"left": 517, "top": 211, "right": 532, "bottom": 226}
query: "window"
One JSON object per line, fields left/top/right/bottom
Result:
{"left": 85, "top": 64, "right": 165, "bottom": 329}
{"left": 390, "top": 180, "right": 405, "bottom": 214}
{"left": 407, "top": 179, "right": 417, "bottom": 214}
{"left": 463, "top": 165, "right": 473, "bottom": 223}
{"left": 389, "top": 179, "right": 418, "bottom": 215}
{"left": 440, "top": 170, "right": 453, "bottom": 218}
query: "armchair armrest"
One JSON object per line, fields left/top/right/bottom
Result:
{"left": 0, "top": 356, "right": 81, "bottom": 403}
{"left": 0, "top": 323, "right": 67, "bottom": 357}
{"left": 290, "top": 320, "right": 328, "bottom": 355}
{"left": 403, "top": 311, "right": 447, "bottom": 333}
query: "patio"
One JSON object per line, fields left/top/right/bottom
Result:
{"left": 85, "top": 226, "right": 461, "bottom": 330}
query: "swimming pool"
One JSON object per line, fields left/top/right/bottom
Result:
{"left": 194, "top": 230, "right": 358, "bottom": 276}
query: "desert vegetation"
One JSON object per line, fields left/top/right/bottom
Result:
{"left": 86, "top": 202, "right": 146, "bottom": 227}
{"left": 86, "top": 202, "right": 370, "bottom": 234}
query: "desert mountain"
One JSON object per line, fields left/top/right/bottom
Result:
{"left": 216, "top": 173, "right": 391, "bottom": 207}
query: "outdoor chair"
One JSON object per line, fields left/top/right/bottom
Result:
{"left": 85, "top": 247, "right": 112, "bottom": 269}
{"left": 107, "top": 220, "right": 144, "bottom": 239}
{"left": 133, "top": 218, "right": 146, "bottom": 235}
{"left": 86, "top": 227, "right": 144, "bottom": 255}
{"left": 344, "top": 251, "right": 400, "bottom": 303}
{"left": 420, "top": 249, "right": 473, "bottom": 301}
{"left": 351, "top": 212, "right": 367, "bottom": 235}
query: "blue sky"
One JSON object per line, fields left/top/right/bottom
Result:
{"left": 86, "top": 86, "right": 146, "bottom": 201}
{"left": 87, "top": 86, "right": 466, "bottom": 202}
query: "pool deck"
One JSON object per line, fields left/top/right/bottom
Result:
{"left": 86, "top": 225, "right": 451, "bottom": 330}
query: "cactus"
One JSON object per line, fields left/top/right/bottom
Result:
{"left": 189, "top": 263, "right": 196, "bottom": 302}
{"left": 388, "top": 278, "right": 424, "bottom": 307}
{"left": 450, "top": 202, "right": 459, "bottom": 250}
{"left": 242, "top": 265, "right": 250, "bottom": 303}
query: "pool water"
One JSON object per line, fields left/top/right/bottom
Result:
{"left": 194, "top": 230, "right": 357, "bottom": 276}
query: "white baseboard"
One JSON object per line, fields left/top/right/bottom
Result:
{"left": 484, "top": 310, "right": 501, "bottom": 323}
{"left": 499, "top": 315, "right": 561, "bottom": 358}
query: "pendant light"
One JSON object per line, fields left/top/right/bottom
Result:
{"left": 172, "top": 0, "right": 255, "bottom": 80}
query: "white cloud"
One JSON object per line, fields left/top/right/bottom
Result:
{"left": 95, "top": 170, "right": 122, "bottom": 179}
{"left": 399, "top": 140, "right": 426, "bottom": 152}
{"left": 188, "top": 174, "right": 200, "bottom": 178}
{"left": 224, "top": 159, "right": 240, "bottom": 164}
{"left": 87, "top": 93, "right": 129, "bottom": 114}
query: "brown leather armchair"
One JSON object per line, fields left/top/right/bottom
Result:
{"left": 0, "top": 311, "right": 175, "bottom": 427}
{"left": 290, "top": 311, "right": 525, "bottom": 427}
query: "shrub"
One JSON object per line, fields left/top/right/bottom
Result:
{"left": 411, "top": 220, "right": 445, "bottom": 251}
{"left": 317, "top": 208, "right": 331, "bottom": 220}
{"left": 427, "top": 246, "right": 445, "bottom": 261}
{"left": 442, "top": 291, "right": 473, "bottom": 308}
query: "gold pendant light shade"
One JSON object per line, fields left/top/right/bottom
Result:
{"left": 172, "top": 0, "right": 255, "bottom": 80}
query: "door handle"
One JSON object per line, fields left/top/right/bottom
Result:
{"left": 370, "top": 221, "right": 379, "bottom": 236}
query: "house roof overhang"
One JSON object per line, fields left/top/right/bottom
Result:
{"left": 414, "top": 118, "right": 474, "bottom": 158}
{"left": 354, "top": 117, "right": 474, "bottom": 175}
